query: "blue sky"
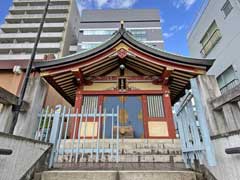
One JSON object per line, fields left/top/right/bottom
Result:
{"left": 0, "top": 0, "right": 205, "bottom": 56}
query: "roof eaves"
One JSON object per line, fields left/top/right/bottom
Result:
{"left": 122, "top": 31, "right": 215, "bottom": 69}
{"left": 34, "top": 31, "right": 123, "bottom": 70}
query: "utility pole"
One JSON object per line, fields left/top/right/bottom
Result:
{"left": 10, "top": 0, "right": 51, "bottom": 134}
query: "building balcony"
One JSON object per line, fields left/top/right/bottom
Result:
{"left": 0, "top": 43, "right": 61, "bottom": 54}
{"left": 0, "top": 53, "right": 51, "bottom": 60}
{"left": 5, "top": 14, "right": 67, "bottom": 23}
{"left": 9, "top": 5, "right": 69, "bottom": 14}
{"left": 220, "top": 79, "right": 240, "bottom": 94}
{"left": 1, "top": 23, "right": 65, "bottom": 33}
{"left": 0, "top": 32, "right": 63, "bottom": 43}
{"left": 13, "top": 0, "right": 70, "bottom": 6}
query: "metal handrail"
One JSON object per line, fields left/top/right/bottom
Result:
{"left": 220, "top": 79, "right": 240, "bottom": 94}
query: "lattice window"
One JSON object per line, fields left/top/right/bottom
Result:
{"left": 147, "top": 95, "right": 165, "bottom": 117}
{"left": 82, "top": 96, "right": 98, "bottom": 114}
{"left": 118, "top": 78, "right": 127, "bottom": 91}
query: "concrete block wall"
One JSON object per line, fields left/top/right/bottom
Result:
{"left": 194, "top": 75, "right": 240, "bottom": 180}
{"left": 14, "top": 76, "right": 48, "bottom": 139}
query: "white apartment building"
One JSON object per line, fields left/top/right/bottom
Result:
{"left": 188, "top": 0, "right": 240, "bottom": 93}
{"left": 0, "top": 0, "right": 80, "bottom": 60}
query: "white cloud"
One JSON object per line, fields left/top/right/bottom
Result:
{"left": 160, "top": 17, "right": 165, "bottom": 24}
{"left": 163, "top": 32, "right": 174, "bottom": 39}
{"left": 184, "top": 0, "right": 197, "bottom": 9}
{"left": 108, "top": 0, "right": 137, "bottom": 8}
{"left": 94, "top": 0, "right": 108, "bottom": 8}
{"left": 169, "top": 24, "right": 185, "bottom": 32}
{"left": 169, "top": 25, "right": 178, "bottom": 31}
{"left": 177, "top": 24, "right": 185, "bottom": 31}
{"left": 95, "top": 0, "right": 137, "bottom": 8}
{"left": 173, "top": 0, "right": 196, "bottom": 10}
{"left": 163, "top": 24, "right": 185, "bottom": 39}
{"left": 77, "top": 0, "right": 138, "bottom": 13}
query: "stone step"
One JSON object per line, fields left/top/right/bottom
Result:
{"left": 58, "top": 147, "right": 182, "bottom": 156}
{"left": 39, "top": 170, "right": 200, "bottom": 180}
{"left": 60, "top": 139, "right": 181, "bottom": 151}
{"left": 56, "top": 154, "right": 183, "bottom": 163}
{"left": 53, "top": 162, "right": 187, "bottom": 171}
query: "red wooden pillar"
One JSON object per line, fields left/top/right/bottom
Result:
{"left": 142, "top": 95, "right": 148, "bottom": 138}
{"left": 98, "top": 95, "right": 104, "bottom": 138}
{"left": 163, "top": 87, "right": 176, "bottom": 139}
{"left": 70, "top": 87, "right": 83, "bottom": 139}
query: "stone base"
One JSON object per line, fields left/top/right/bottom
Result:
{"left": 40, "top": 170, "right": 200, "bottom": 180}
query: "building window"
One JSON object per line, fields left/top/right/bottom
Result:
{"left": 80, "top": 42, "right": 101, "bottom": 50}
{"left": 147, "top": 96, "right": 165, "bottom": 118}
{"left": 200, "top": 21, "right": 221, "bottom": 57}
{"left": 221, "top": 0, "right": 233, "bottom": 17}
{"left": 82, "top": 29, "right": 147, "bottom": 41}
{"left": 217, "top": 65, "right": 239, "bottom": 94}
{"left": 83, "top": 30, "right": 116, "bottom": 35}
{"left": 129, "top": 30, "right": 147, "bottom": 41}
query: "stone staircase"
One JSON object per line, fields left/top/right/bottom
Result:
{"left": 33, "top": 139, "right": 207, "bottom": 180}
{"left": 38, "top": 170, "right": 203, "bottom": 180}
{"left": 56, "top": 139, "right": 183, "bottom": 163}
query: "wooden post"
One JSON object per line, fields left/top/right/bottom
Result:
{"left": 163, "top": 87, "right": 176, "bottom": 139}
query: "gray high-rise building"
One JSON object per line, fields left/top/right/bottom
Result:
{"left": 0, "top": 0, "right": 80, "bottom": 60}
{"left": 75, "top": 9, "right": 164, "bottom": 52}
{"left": 187, "top": 0, "right": 240, "bottom": 93}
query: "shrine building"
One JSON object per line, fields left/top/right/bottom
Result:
{"left": 34, "top": 25, "right": 214, "bottom": 139}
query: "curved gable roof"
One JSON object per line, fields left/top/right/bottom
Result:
{"left": 34, "top": 27, "right": 214, "bottom": 71}
{"left": 34, "top": 27, "right": 215, "bottom": 105}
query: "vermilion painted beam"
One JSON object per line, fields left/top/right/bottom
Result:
{"left": 161, "top": 67, "right": 174, "bottom": 85}
{"left": 90, "top": 76, "right": 153, "bottom": 81}
{"left": 79, "top": 90, "right": 167, "bottom": 95}
{"left": 71, "top": 68, "right": 84, "bottom": 86}
{"left": 125, "top": 64, "right": 145, "bottom": 76}
{"left": 128, "top": 47, "right": 205, "bottom": 74}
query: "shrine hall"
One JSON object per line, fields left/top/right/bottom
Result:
{"left": 34, "top": 26, "right": 214, "bottom": 139}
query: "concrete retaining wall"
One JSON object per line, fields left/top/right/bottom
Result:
{"left": 0, "top": 132, "right": 51, "bottom": 180}
{"left": 14, "top": 76, "right": 48, "bottom": 138}
{"left": 194, "top": 75, "right": 240, "bottom": 180}
{"left": 205, "top": 134, "right": 240, "bottom": 180}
